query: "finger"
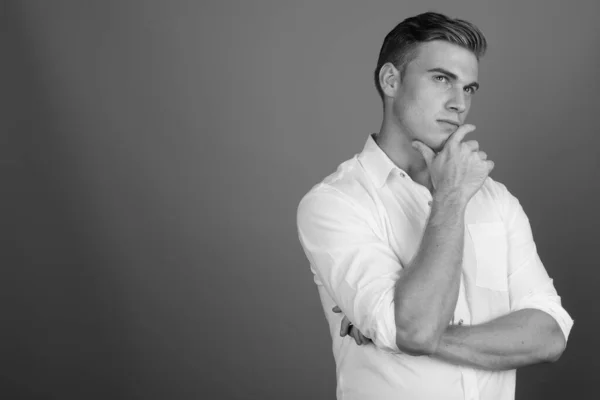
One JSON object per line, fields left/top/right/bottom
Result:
{"left": 349, "top": 326, "right": 359, "bottom": 345}
{"left": 351, "top": 327, "right": 361, "bottom": 345}
{"left": 478, "top": 150, "right": 487, "bottom": 160}
{"left": 332, "top": 306, "right": 341, "bottom": 313}
{"left": 348, "top": 326, "right": 368, "bottom": 345}
{"left": 447, "top": 124, "right": 476, "bottom": 146}
{"left": 463, "top": 140, "right": 479, "bottom": 152}
{"left": 340, "top": 317, "right": 351, "bottom": 337}
{"left": 411, "top": 141, "right": 435, "bottom": 167}
{"left": 357, "top": 331, "right": 369, "bottom": 345}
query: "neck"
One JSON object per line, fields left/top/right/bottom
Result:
{"left": 376, "top": 115, "right": 430, "bottom": 183}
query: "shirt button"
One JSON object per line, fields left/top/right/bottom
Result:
{"left": 399, "top": 172, "right": 406, "bottom": 178}
{"left": 427, "top": 200, "right": 432, "bottom": 206}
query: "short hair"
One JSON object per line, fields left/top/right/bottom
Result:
{"left": 374, "top": 12, "right": 487, "bottom": 100}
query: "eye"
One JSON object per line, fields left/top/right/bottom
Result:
{"left": 464, "top": 86, "right": 475, "bottom": 94}
{"left": 434, "top": 75, "right": 449, "bottom": 83}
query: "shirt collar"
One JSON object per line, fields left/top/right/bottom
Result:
{"left": 358, "top": 134, "right": 400, "bottom": 188}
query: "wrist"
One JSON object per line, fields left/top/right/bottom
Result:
{"left": 430, "top": 190, "right": 467, "bottom": 223}
{"left": 433, "top": 187, "right": 468, "bottom": 207}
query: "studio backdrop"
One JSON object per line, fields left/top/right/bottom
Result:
{"left": 4, "top": 0, "right": 599, "bottom": 399}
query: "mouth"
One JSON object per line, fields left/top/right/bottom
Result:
{"left": 437, "top": 119, "right": 460, "bottom": 128}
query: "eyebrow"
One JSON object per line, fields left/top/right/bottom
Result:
{"left": 427, "top": 67, "right": 480, "bottom": 91}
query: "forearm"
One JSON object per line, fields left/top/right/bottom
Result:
{"left": 433, "top": 309, "right": 566, "bottom": 371}
{"left": 394, "top": 191, "right": 467, "bottom": 353}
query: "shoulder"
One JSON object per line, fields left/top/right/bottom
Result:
{"left": 297, "top": 155, "right": 378, "bottom": 226}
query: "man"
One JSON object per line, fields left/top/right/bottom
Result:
{"left": 296, "top": 11, "right": 573, "bottom": 400}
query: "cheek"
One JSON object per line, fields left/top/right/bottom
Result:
{"left": 404, "top": 93, "right": 439, "bottom": 126}
{"left": 394, "top": 84, "right": 442, "bottom": 127}
{"left": 410, "top": 87, "right": 442, "bottom": 114}
{"left": 394, "top": 102, "right": 423, "bottom": 129}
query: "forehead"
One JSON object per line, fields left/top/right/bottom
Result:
{"left": 408, "top": 40, "right": 479, "bottom": 81}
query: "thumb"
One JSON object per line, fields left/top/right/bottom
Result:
{"left": 412, "top": 141, "right": 435, "bottom": 167}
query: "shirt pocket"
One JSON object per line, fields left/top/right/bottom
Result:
{"left": 467, "top": 222, "right": 509, "bottom": 292}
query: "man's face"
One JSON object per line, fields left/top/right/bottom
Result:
{"left": 390, "top": 40, "right": 479, "bottom": 152}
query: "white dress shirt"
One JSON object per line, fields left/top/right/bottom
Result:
{"left": 296, "top": 134, "right": 573, "bottom": 400}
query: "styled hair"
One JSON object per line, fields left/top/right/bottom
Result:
{"left": 374, "top": 12, "right": 487, "bottom": 100}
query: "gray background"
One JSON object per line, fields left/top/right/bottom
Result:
{"left": 4, "top": 0, "right": 598, "bottom": 399}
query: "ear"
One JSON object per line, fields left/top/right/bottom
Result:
{"left": 379, "top": 62, "right": 400, "bottom": 98}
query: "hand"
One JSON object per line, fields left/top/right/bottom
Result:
{"left": 332, "top": 306, "right": 372, "bottom": 345}
{"left": 412, "top": 124, "right": 494, "bottom": 203}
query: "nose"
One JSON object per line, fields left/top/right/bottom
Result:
{"left": 446, "top": 87, "right": 467, "bottom": 114}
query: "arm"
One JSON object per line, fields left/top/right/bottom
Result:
{"left": 327, "top": 193, "right": 469, "bottom": 353}
{"left": 431, "top": 182, "right": 573, "bottom": 369}
{"left": 338, "top": 183, "right": 573, "bottom": 366}
{"left": 297, "top": 188, "right": 405, "bottom": 353}
{"left": 434, "top": 308, "right": 565, "bottom": 370}
{"left": 298, "top": 186, "right": 468, "bottom": 355}
{"left": 398, "top": 125, "right": 493, "bottom": 354}
{"left": 391, "top": 192, "right": 466, "bottom": 354}
{"left": 298, "top": 183, "right": 476, "bottom": 356}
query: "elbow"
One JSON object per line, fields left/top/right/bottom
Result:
{"left": 544, "top": 343, "right": 565, "bottom": 364}
{"left": 394, "top": 309, "right": 442, "bottom": 356}
{"left": 541, "top": 324, "right": 567, "bottom": 363}
{"left": 395, "top": 328, "right": 439, "bottom": 356}
{"left": 546, "top": 331, "right": 567, "bottom": 363}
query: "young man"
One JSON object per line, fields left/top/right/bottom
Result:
{"left": 296, "top": 12, "right": 573, "bottom": 400}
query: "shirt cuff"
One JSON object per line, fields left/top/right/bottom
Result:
{"left": 367, "top": 287, "right": 402, "bottom": 353}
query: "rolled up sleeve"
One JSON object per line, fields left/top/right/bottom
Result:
{"left": 297, "top": 187, "right": 403, "bottom": 353}
{"left": 501, "top": 185, "right": 574, "bottom": 341}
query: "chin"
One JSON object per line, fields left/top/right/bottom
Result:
{"left": 411, "top": 125, "right": 450, "bottom": 152}
{"left": 431, "top": 143, "right": 445, "bottom": 153}
{"left": 434, "top": 128, "right": 456, "bottom": 150}
{"left": 427, "top": 135, "right": 448, "bottom": 153}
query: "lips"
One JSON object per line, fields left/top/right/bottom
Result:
{"left": 438, "top": 119, "right": 460, "bottom": 127}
